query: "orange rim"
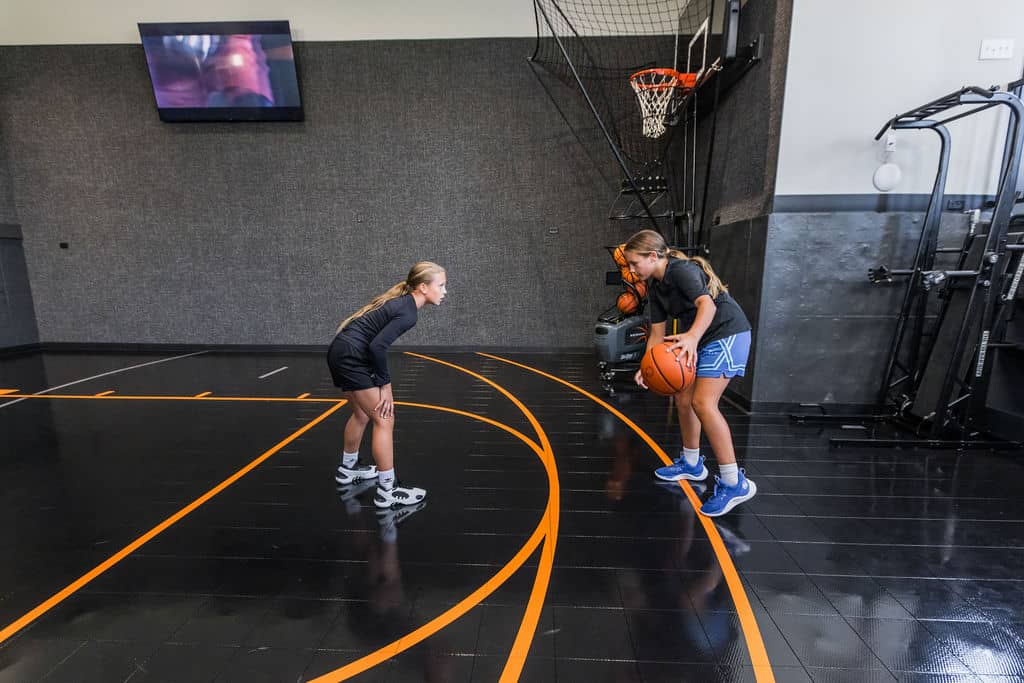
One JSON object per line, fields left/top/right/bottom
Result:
{"left": 629, "top": 67, "right": 697, "bottom": 90}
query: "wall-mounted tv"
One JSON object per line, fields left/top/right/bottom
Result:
{"left": 138, "top": 21, "right": 303, "bottom": 122}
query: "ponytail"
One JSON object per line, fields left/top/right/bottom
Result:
{"left": 688, "top": 255, "right": 728, "bottom": 299}
{"left": 624, "top": 229, "right": 729, "bottom": 299}
{"left": 336, "top": 261, "right": 446, "bottom": 333}
{"left": 337, "top": 281, "right": 409, "bottom": 333}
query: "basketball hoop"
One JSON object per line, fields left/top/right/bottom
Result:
{"left": 629, "top": 68, "right": 697, "bottom": 138}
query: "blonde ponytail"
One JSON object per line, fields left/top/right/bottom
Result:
{"left": 689, "top": 255, "right": 729, "bottom": 299}
{"left": 624, "top": 229, "right": 729, "bottom": 299}
{"left": 337, "top": 281, "right": 409, "bottom": 333}
{"left": 336, "top": 261, "right": 446, "bottom": 333}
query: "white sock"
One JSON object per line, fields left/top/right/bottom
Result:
{"left": 378, "top": 468, "right": 395, "bottom": 490}
{"left": 720, "top": 463, "right": 739, "bottom": 487}
{"left": 681, "top": 447, "right": 701, "bottom": 467}
{"left": 341, "top": 451, "right": 359, "bottom": 468}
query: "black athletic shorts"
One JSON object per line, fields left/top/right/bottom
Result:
{"left": 327, "top": 336, "right": 378, "bottom": 392}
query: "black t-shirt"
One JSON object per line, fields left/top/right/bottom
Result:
{"left": 648, "top": 258, "right": 751, "bottom": 348}
{"left": 336, "top": 294, "right": 418, "bottom": 385}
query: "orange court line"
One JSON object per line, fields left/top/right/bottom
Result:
{"left": 194, "top": 391, "right": 212, "bottom": 398}
{"left": 477, "top": 352, "right": 776, "bottom": 683}
{"left": 296, "top": 392, "right": 310, "bottom": 399}
{"left": 2, "top": 374, "right": 560, "bottom": 681}
{"left": 0, "top": 399, "right": 348, "bottom": 647}
{"left": 94, "top": 390, "right": 115, "bottom": 397}
{"left": 0, "top": 389, "right": 19, "bottom": 395}
{"left": 311, "top": 353, "right": 560, "bottom": 682}
{"left": 404, "top": 352, "right": 559, "bottom": 683}
{"left": 0, "top": 394, "right": 550, "bottom": 683}
{"left": 308, "top": 401, "right": 552, "bottom": 683}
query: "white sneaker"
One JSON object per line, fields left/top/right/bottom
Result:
{"left": 373, "top": 481, "right": 427, "bottom": 508}
{"left": 335, "top": 462, "right": 378, "bottom": 485}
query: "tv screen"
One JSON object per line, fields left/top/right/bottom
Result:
{"left": 138, "top": 21, "right": 303, "bottom": 122}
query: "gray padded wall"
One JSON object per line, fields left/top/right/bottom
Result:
{"left": 0, "top": 40, "right": 627, "bottom": 347}
{"left": 0, "top": 120, "right": 38, "bottom": 348}
{"left": 0, "top": 127, "right": 16, "bottom": 224}
{"left": 753, "top": 211, "right": 972, "bottom": 408}
{"left": 0, "top": 226, "right": 39, "bottom": 348}
{"left": 699, "top": 216, "right": 768, "bottom": 407}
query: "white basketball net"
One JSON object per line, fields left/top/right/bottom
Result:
{"left": 630, "top": 71, "right": 682, "bottom": 139}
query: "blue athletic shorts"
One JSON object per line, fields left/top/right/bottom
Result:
{"left": 696, "top": 331, "right": 751, "bottom": 379}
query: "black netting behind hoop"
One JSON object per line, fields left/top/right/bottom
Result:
{"left": 531, "top": 0, "right": 712, "bottom": 169}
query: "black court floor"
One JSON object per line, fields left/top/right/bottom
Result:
{"left": 1, "top": 350, "right": 1023, "bottom": 682}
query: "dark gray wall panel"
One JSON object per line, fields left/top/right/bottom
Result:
{"left": 0, "top": 40, "right": 626, "bottom": 346}
{"left": 755, "top": 211, "right": 971, "bottom": 405}
{"left": 0, "top": 231, "right": 39, "bottom": 347}
{"left": 0, "top": 128, "right": 16, "bottom": 225}
{"left": 704, "top": 215, "right": 768, "bottom": 405}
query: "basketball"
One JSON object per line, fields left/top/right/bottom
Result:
{"left": 631, "top": 279, "right": 647, "bottom": 298}
{"left": 640, "top": 342, "right": 695, "bottom": 396}
{"left": 612, "top": 243, "right": 628, "bottom": 268}
{"left": 616, "top": 290, "right": 639, "bottom": 314}
{"left": 620, "top": 266, "right": 641, "bottom": 284}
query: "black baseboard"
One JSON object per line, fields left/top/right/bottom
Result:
{"left": 984, "top": 407, "right": 1024, "bottom": 443}
{"left": 0, "top": 342, "right": 42, "bottom": 358}
{"left": 749, "top": 399, "right": 881, "bottom": 416}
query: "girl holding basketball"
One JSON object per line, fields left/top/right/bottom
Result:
{"left": 624, "top": 230, "right": 756, "bottom": 516}
{"left": 327, "top": 261, "right": 447, "bottom": 509}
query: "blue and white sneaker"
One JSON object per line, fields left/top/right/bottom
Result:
{"left": 654, "top": 455, "right": 709, "bottom": 482}
{"left": 700, "top": 470, "right": 757, "bottom": 517}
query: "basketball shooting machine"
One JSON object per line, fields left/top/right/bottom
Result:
{"left": 528, "top": 0, "right": 761, "bottom": 390}
{"left": 595, "top": 247, "right": 650, "bottom": 389}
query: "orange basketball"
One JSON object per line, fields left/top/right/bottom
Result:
{"left": 612, "top": 243, "right": 628, "bottom": 268}
{"left": 620, "top": 266, "right": 641, "bottom": 284}
{"left": 631, "top": 279, "right": 647, "bottom": 298}
{"left": 640, "top": 342, "right": 696, "bottom": 396}
{"left": 616, "top": 291, "right": 639, "bottom": 314}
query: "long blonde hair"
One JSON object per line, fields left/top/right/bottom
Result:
{"left": 337, "top": 261, "right": 445, "bottom": 333}
{"left": 623, "top": 229, "right": 729, "bottom": 299}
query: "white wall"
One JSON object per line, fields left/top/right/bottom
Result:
{"left": 776, "top": 0, "right": 1024, "bottom": 197}
{"left": 0, "top": 0, "right": 538, "bottom": 45}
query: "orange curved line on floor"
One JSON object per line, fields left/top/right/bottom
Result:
{"left": 404, "top": 352, "right": 560, "bottom": 683}
{"left": 477, "top": 352, "right": 776, "bottom": 683}
{"left": 398, "top": 400, "right": 541, "bottom": 457}
{"left": 3, "top": 373, "right": 561, "bottom": 680}
{"left": 0, "top": 399, "right": 348, "bottom": 647}
{"left": 306, "top": 395, "right": 554, "bottom": 683}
